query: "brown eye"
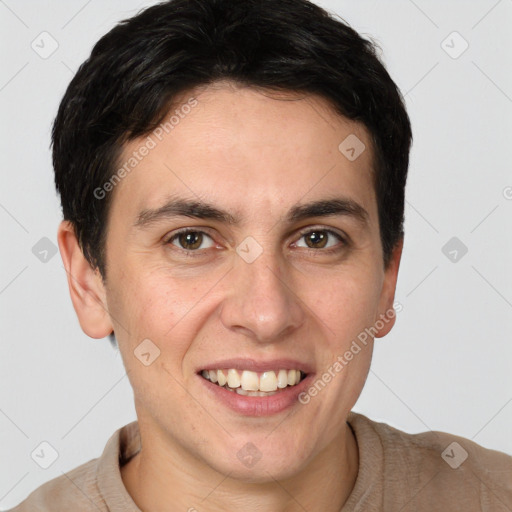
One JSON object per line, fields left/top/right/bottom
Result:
{"left": 296, "top": 229, "right": 344, "bottom": 250}
{"left": 170, "top": 231, "right": 214, "bottom": 251}
{"left": 304, "top": 231, "right": 328, "bottom": 249}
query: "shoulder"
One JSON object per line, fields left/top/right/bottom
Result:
{"left": 367, "top": 413, "right": 512, "bottom": 476}
{"left": 8, "top": 421, "right": 140, "bottom": 512}
{"left": 8, "top": 458, "right": 103, "bottom": 511}
{"left": 348, "top": 412, "right": 512, "bottom": 510}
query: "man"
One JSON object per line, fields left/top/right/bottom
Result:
{"left": 11, "top": 0, "right": 512, "bottom": 510}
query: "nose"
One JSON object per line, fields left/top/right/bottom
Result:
{"left": 220, "top": 252, "right": 305, "bottom": 343}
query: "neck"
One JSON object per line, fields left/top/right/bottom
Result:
{"left": 121, "top": 418, "right": 358, "bottom": 512}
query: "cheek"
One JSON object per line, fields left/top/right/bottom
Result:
{"left": 307, "top": 266, "right": 383, "bottom": 343}
{"left": 107, "top": 269, "right": 204, "bottom": 406}
{"left": 109, "top": 264, "right": 223, "bottom": 365}
{"left": 299, "top": 272, "right": 380, "bottom": 428}
{"left": 110, "top": 266, "right": 189, "bottom": 333}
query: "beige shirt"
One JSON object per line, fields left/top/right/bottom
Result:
{"left": 10, "top": 412, "right": 512, "bottom": 511}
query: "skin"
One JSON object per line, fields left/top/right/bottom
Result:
{"left": 58, "top": 81, "right": 402, "bottom": 511}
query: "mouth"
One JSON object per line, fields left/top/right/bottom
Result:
{"left": 200, "top": 368, "right": 308, "bottom": 397}
{"left": 196, "top": 359, "right": 314, "bottom": 416}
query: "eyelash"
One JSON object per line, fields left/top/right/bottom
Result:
{"left": 165, "top": 227, "right": 348, "bottom": 255}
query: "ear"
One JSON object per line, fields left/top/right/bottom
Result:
{"left": 57, "top": 221, "right": 113, "bottom": 339}
{"left": 374, "top": 237, "right": 403, "bottom": 338}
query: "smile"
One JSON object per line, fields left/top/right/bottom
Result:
{"left": 201, "top": 368, "right": 307, "bottom": 396}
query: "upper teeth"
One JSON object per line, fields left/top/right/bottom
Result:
{"left": 201, "top": 369, "right": 303, "bottom": 392}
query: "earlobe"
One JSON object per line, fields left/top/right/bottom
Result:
{"left": 57, "top": 221, "right": 113, "bottom": 339}
{"left": 374, "top": 238, "right": 404, "bottom": 338}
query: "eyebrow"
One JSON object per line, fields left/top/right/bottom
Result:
{"left": 133, "top": 197, "right": 369, "bottom": 229}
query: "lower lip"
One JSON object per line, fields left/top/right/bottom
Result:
{"left": 199, "top": 373, "right": 314, "bottom": 416}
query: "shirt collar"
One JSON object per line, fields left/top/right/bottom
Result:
{"left": 96, "top": 420, "right": 142, "bottom": 511}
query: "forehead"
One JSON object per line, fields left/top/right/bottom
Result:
{"left": 111, "top": 83, "right": 377, "bottom": 227}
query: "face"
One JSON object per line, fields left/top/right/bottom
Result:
{"left": 71, "top": 82, "right": 401, "bottom": 481}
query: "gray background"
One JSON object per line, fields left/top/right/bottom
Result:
{"left": 1, "top": 0, "right": 511, "bottom": 508}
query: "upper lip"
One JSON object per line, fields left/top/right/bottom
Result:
{"left": 196, "top": 358, "right": 314, "bottom": 374}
